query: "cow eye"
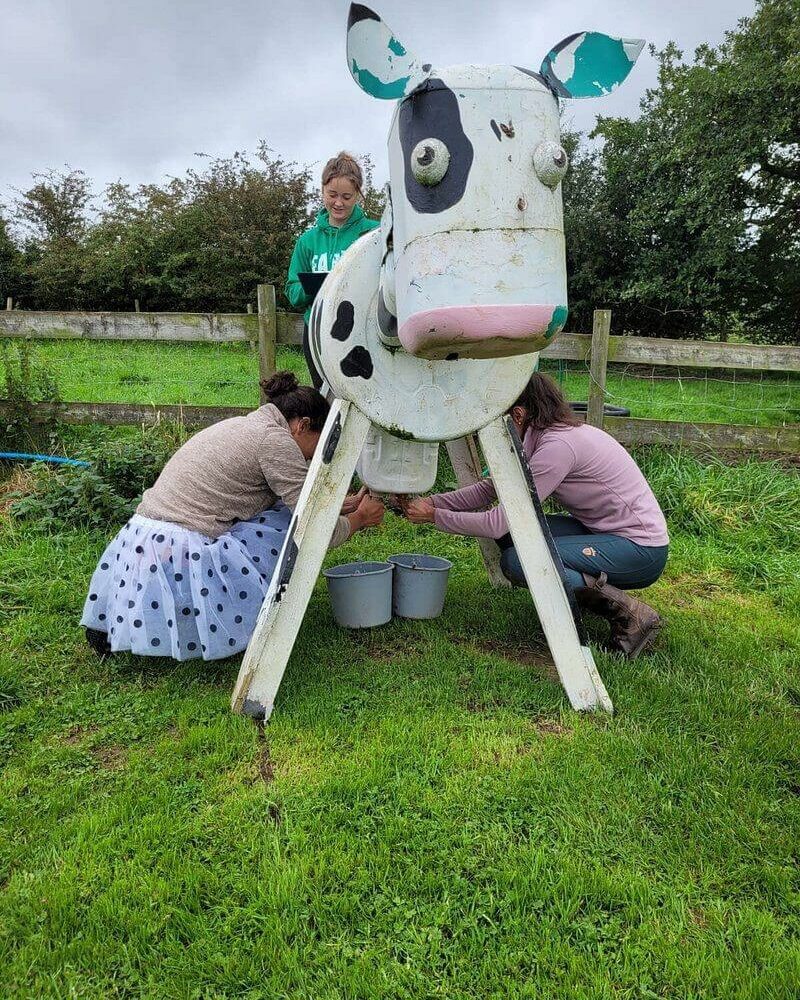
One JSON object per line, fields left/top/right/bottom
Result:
{"left": 410, "top": 139, "right": 450, "bottom": 186}
{"left": 533, "top": 142, "right": 569, "bottom": 188}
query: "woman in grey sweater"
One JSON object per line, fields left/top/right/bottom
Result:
{"left": 81, "top": 372, "right": 384, "bottom": 661}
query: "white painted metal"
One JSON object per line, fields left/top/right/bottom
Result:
{"left": 233, "top": 6, "right": 647, "bottom": 718}
{"left": 357, "top": 424, "right": 439, "bottom": 493}
{"left": 313, "top": 230, "right": 539, "bottom": 442}
{"left": 478, "top": 416, "right": 613, "bottom": 713}
{"left": 231, "top": 399, "right": 371, "bottom": 718}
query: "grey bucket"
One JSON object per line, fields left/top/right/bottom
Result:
{"left": 388, "top": 553, "right": 453, "bottom": 619}
{"left": 323, "top": 561, "right": 393, "bottom": 628}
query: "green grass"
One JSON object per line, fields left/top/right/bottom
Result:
{"left": 8, "top": 338, "right": 800, "bottom": 427}
{"left": 1, "top": 344, "right": 800, "bottom": 996}
{"left": 1, "top": 442, "right": 800, "bottom": 997}
{"left": 540, "top": 361, "right": 800, "bottom": 428}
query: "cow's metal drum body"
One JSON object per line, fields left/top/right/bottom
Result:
{"left": 309, "top": 230, "right": 541, "bottom": 445}
{"left": 310, "top": 66, "right": 570, "bottom": 449}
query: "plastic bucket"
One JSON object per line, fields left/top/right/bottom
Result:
{"left": 388, "top": 553, "right": 453, "bottom": 619}
{"left": 322, "top": 561, "right": 393, "bottom": 628}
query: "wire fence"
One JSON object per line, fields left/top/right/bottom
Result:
{"left": 2, "top": 337, "right": 796, "bottom": 428}
{"left": 539, "top": 358, "right": 800, "bottom": 429}
{"left": 2, "top": 296, "right": 800, "bottom": 454}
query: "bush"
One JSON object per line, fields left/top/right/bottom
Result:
{"left": 6, "top": 421, "right": 188, "bottom": 531}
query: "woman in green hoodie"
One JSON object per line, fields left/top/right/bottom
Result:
{"left": 285, "top": 151, "right": 379, "bottom": 388}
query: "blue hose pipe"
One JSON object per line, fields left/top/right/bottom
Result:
{"left": 0, "top": 452, "right": 91, "bottom": 468}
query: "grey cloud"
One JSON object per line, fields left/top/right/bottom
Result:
{"left": 1, "top": 0, "right": 755, "bottom": 205}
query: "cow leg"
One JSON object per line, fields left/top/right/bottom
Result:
{"left": 445, "top": 436, "right": 509, "bottom": 589}
{"left": 231, "top": 400, "right": 371, "bottom": 720}
{"left": 477, "top": 415, "right": 613, "bottom": 714}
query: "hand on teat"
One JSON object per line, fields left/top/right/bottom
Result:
{"left": 341, "top": 486, "right": 368, "bottom": 515}
{"left": 346, "top": 493, "right": 385, "bottom": 536}
{"left": 403, "top": 497, "right": 436, "bottom": 524}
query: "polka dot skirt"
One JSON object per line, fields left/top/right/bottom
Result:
{"left": 80, "top": 506, "right": 292, "bottom": 661}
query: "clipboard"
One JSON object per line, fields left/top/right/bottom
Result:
{"left": 298, "top": 271, "right": 329, "bottom": 297}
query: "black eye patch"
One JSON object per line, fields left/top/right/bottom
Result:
{"left": 399, "top": 79, "right": 473, "bottom": 214}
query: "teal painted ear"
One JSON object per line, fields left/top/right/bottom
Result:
{"left": 347, "top": 4, "right": 431, "bottom": 100}
{"left": 540, "top": 32, "right": 645, "bottom": 99}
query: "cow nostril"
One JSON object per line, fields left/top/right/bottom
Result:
{"left": 517, "top": 196, "right": 527, "bottom": 211}
{"left": 417, "top": 146, "right": 435, "bottom": 166}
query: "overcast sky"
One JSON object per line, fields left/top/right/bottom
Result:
{"left": 1, "top": 0, "right": 756, "bottom": 209}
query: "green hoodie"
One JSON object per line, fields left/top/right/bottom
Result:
{"left": 285, "top": 205, "right": 379, "bottom": 322}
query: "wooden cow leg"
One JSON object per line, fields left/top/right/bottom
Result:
{"left": 445, "top": 436, "right": 509, "bottom": 589}
{"left": 231, "top": 399, "right": 371, "bottom": 720}
{"left": 478, "top": 416, "right": 613, "bottom": 714}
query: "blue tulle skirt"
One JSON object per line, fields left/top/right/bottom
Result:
{"left": 80, "top": 505, "right": 292, "bottom": 661}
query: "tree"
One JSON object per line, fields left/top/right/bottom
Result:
{"left": 0, "top": 211, "right": 22, "bottom": 305}
{"left": 584, "top": 0, "right": 800, "bottom": 341}
{"left": 12, "top": 168, "right": 93, "bottom": 309}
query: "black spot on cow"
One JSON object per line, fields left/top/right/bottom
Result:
{"left": 377, "top": 287, "right": 398, "bottom": 340}
{"left": 340, "top": 346, "right": 374, "bottom": 379}
{"left": 312, "top": 298, "right": 323, "bottom": 357}
{"left": 422, "top": 63, "right": 432, "bottom": 72}
{"left": 399, "top": 78, "right": 474, "bottom": 213}
{"left": 490, "top": 119, "right": 502, "bottom": 142}
{"left": 445, "top": 352, "right": 459, "bottom": 361}
{"left": 331, "top": 301, "right": 355, "bottom": 341}
{"left": 309, "top": 297, "right": 328, "bottom": 386}
{"left": 348, "top": 4, "right": 380, "bottom": 29}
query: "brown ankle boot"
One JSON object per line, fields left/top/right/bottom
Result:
{"left": 575, "top": 573, "right": 662, "bottom": 659}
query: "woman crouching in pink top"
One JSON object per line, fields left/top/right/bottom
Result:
{"left": 403, "top": 373, "right": 669, "bottom": 659}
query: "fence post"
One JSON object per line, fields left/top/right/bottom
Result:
{"left": 134, "top": 298, "right": 140, "bottom": 313}
{"left": 257, "top": 283, "right": 277, "bottom": 404}
{"left": 6, "top": 297, "right": 12, "bottom": 311}
{"left": 587, "top": 309, "right": 612, "bottom": 428}
{"left": 247, "top": 303, "right": 253, "bottom": 314}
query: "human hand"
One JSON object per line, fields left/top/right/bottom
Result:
{"left": 347, "top": 493, "right": 385, "bottom": 535}
{"left": 341, "top": 485, "right": 368, "bottom": 515}
{"left": 404, "top": 497, "right": 436, "bottom": 524}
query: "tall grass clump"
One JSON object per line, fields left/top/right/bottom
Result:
{"left": 635, "top": 447, "right": 800, "bottom": 588}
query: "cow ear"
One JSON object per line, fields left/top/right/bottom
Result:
{"left": 347, "top": 4, "right": 431, "bottom": 100}
{"left": 540, "top": 31, "right": 645, "bottom": 99}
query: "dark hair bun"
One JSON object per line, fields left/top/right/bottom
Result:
{"left": 262, "top": 371, "right": 299, "bottom": 401}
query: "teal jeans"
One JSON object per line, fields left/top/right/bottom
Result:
{"left": 498, "top": 515, "right": 668, "bottom": 592}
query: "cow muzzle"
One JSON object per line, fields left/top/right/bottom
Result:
{"left": 398, "top": 303, "right": 567, "bottom": 359}
{"left": 393, "top": 229, "right": 568, "bottom": 359}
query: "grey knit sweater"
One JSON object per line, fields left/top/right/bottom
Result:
{"left": 137, "top": 404, "right": 350, "bottom": 546}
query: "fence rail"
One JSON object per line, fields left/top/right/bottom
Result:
{"left": 2, "top": 285, "right": 799, "bottom": 455}
{"left": 2, "top": 306, "right": 799, "bottom": 373}
{"left": 2, "top": 399, "right": 797, "bottom": 455}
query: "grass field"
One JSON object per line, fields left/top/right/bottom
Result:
{"left": 14, "top": 337, "right": 800, "bottom": 428}
{"left": 1, "top": 348, "right": 800, "bottom": 997}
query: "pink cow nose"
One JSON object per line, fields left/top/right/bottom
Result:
{"left": 398, "top": 303, "right": 568, "bottom": 360}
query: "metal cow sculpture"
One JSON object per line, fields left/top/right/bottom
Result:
{"left": 232, "top": 3, "right": 644, "bottom": 720}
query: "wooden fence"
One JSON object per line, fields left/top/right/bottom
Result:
{"left": 2, "top": 285, "right": 799, "bottom": 454}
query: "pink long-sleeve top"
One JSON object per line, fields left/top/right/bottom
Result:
{"left": 432, "top": 423, "right": 669, "bottom": 547}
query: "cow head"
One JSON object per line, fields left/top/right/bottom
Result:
{"left": 347, "top": 4, "right": 644, "bottom": 360}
